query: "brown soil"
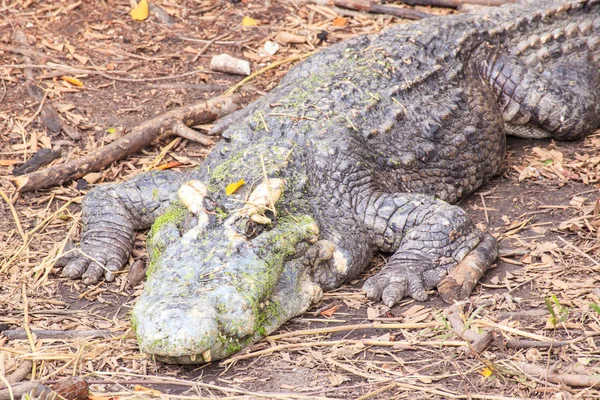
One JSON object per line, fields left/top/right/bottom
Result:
{"left": 1, "top": 1, "right": 600, "bottom": 399}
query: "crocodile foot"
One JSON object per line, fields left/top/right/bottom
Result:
{"left": 363, "top": 256, "right": 448, "bottom": 306}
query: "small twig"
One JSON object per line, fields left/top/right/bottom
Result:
{"left": 193, "top": 33, "right": 229, "bottom": 63}
{"left": 144, "top": 137, "right": 181, "bottom": 172}
{"left": 496, "top": 309, "right": 547, "bottom": 320}
{"left": 518, "top": 363, "right": 600, "bottom": 388}
{"left": 0, "top": 382, "right": 55, "bottom": 400}
{"left": 21, "top": 284, "right": 37, "bottom": 380}
{"left": 0, "top": 77, "right": 6, "bottom": 104}
{"left": 557, "top": 236, "right": 600, "bottom": 270}
{"left": 479, "top": 193, "right": 489, "bottom": 223}
{"left": 505, "top": 339, "right": 567, "bottom": 349}
{"left": 267, "top": 322, "right": 439, "bottom": 340}
{"left": 333, "top": 0, "right": 432, "bottom": 20}
{"left": 400, "top": 0, "right": 516, "bottom": 7}
{"left": 225, "top": 52, "right": 315, "bottom": 95}
{"left": 0, "top": 190, "right": 27, "bottom": 246}
{"left": 0, "top": 361, "right": 32, "bottom": 388}
{"left": 476, "top": 320, "right": 554, "bottom": 342}
{"left": 222, "top": 338, "right": 466, "bottom": 365}
{"left": 356, "top": 383, "right": 396, "bottom": 400}
{"left": 12, "top": 94, "right": 241, "bottom": 192}
{"left": 2, "top": 329, "right": 123, "bottom": 340}
{"left": 0, "top": 197, "right": 82, "bottom": 274}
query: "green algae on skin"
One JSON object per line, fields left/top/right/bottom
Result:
{"left": 146, "top": 201, "right": 188, "bottom": 277}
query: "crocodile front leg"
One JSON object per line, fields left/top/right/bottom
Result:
{"left": 56, "top": 170, "right": 188, "bottom": 283}
{"left": 361, "top": 192, "right": 496, "bottom": 307}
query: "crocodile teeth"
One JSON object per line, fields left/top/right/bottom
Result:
{"left": 178, "top": 180, "right": 208, "bottom": 215}
{"left": 178, "top": 180, "right": 210, "bottom": 240}
{"left": 245, "top": 178, "right": 285, "bottom": 216}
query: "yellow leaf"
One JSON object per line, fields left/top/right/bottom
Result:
{"left": 479, "top": 367, "right": 493, "bottom": 377}
{"left": 130, "top": 0, "right": 149, "bottom": 21}
{"left": 60, "top": 76, "right": 84, "bottom": 87}
{"left": 0, "top": 160, "right": 20, "bottom": 166}
{"left": 320, "top": 304, "right": 339, "bottom": 317}
{"left": 89, "top": 396, "right": 119, "bottom": 400}
{"left": 333, "top": 17, "right": 347, "bottom": 27}
{"left": 225, "top": 179, "right": 245, "bottom": 195}
{"left": 242, "top": 16, "right": 259, "bottom": 26}
{"left": 134, "top": 385, "right": 162, "bottom": 396}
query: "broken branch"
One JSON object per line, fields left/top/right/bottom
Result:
{"left": 400, "top": 0, "right": 516, "bottom": 8}
{"left": 518, "top": 363, "right": 600, "bottom": 387}
{"left": 438, "top": 233, "right": 498, "bottom": 303}
{"left": 333, "top": 0, "right": 432, "bottom": 20}
{"left": 13, "top": 94, "right": 241, "bottom": 192}
{"left": 2, "top": 328, "right": 124, "bottom": 340}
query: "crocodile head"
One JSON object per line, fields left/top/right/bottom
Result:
{"left": 131, "top": 179, "right": 325, "bottom": 363}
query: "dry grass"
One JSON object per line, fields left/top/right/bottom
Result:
{"left": 1, "top": 1, "right": 600, "bottom": 399}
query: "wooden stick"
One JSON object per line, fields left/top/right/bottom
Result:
{"left": 400, "top": 0, "right": 516, "bottom": 8}
{"left": 12, "top": 148, "right": 61, "bottom": 176}
{"left": 2, "top": 328, "right": 124, "bottom": 340}
{"left": 518, "top": 363, "right": 600, "bottom": 387}
{"left": 0, "top": 382, "right": 53, "bottom": 400}
{"left": 333, "top": 0, "right": 432, "bottom": 20}
{"left": 266, "top": 322, "right": 439, "bottom": 340}
{"left": 505, "top": 339, "right": 567, "bottom": 349}
{"left": 13, "top": 94, "right": 241, "bottom": 192}
{"left": 222, "top": 338, "right": 466, "bottom": 365}
{"left": 0, "top": 361, "right": 32, "bottom": 388}
{"left": 438, "top": 233, "right": 498, "bottom": 303}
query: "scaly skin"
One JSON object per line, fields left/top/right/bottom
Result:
{"left": 58, "top": 0, "right": 600, "bottom": 363}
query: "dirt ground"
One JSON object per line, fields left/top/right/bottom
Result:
{"left": 1, "top": 1, "right": 600, "bottom": 399}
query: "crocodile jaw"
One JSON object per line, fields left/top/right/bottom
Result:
{"left": 131, "top": 210, "right": 321, "bottom": 363}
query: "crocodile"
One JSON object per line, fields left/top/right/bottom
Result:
{"left": 57, "top": 0, "right": 600, "bottom": 363}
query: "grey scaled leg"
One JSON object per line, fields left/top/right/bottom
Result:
{"left": 56, "top": 170, "right": 187, "bottom": 284}
{"left": 479, "top": 47, "right": 600, "bottom": 140}
{"left": 362, "top": 192, "right": 495, "bottom": 307}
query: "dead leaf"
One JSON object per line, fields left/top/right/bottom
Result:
{"left": 517, "top": 165, "right": 541, "bottom": 181}
{"left": 320, "top": 304, "right": 339, "bottom": 317}
{"left": 225, "top": 179, "right": 245, "bottom": 195}
{"left": 83, "top": 172, "right": 102, "bottom": 184}
{"left": 134, "top": 385, "right": 161, "bottom": 396}
{"left": 366, "top": 307, "right": 379, "bottom": 320}
{"left": 401, "top": 305, "right": 424, "bottom": 317}
{"left": 532, "top": 147, "right": 563, "bottom": 164}
{"left": 130, "top": 0, "right": 149, "bottom": 21}
{"left": 42, "top": 39, "right": 64, "bottom": 52}
{"left": 551, "top": 279, "right": 569, "bottom": 290}
{"left": 64, "top": 42, "right": 76, "bottom": 55}
{"left": 0, "top": 160, "right": 20, "bottom": 166}
{"left": 570, "top": 196, "right": 586, "bottom": 208}
{"left": 333, "top": 17, "right": 347, "bottom": 27}
{"left": 72, "top": 53, "right": 89, "bottom": 65}
{"left": 242, "top": 16, "right": 259, "bottom": 26}
{"left": 275, "top": 31, "right": 306, "bottom": 44}
{"left": 156, "top": 161, "right": 183, "bottom": 170}
{"left": 60, "top": 76, "right": 84, "bottom": 87}
{"left": 525, "top": 348, "right": 542, "bottom": 362}
{"left": 328, "top": 374, "right": 349, "bottom": 386}
{"left": 540, "top": 254, "right": 555, "bottom": 267}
